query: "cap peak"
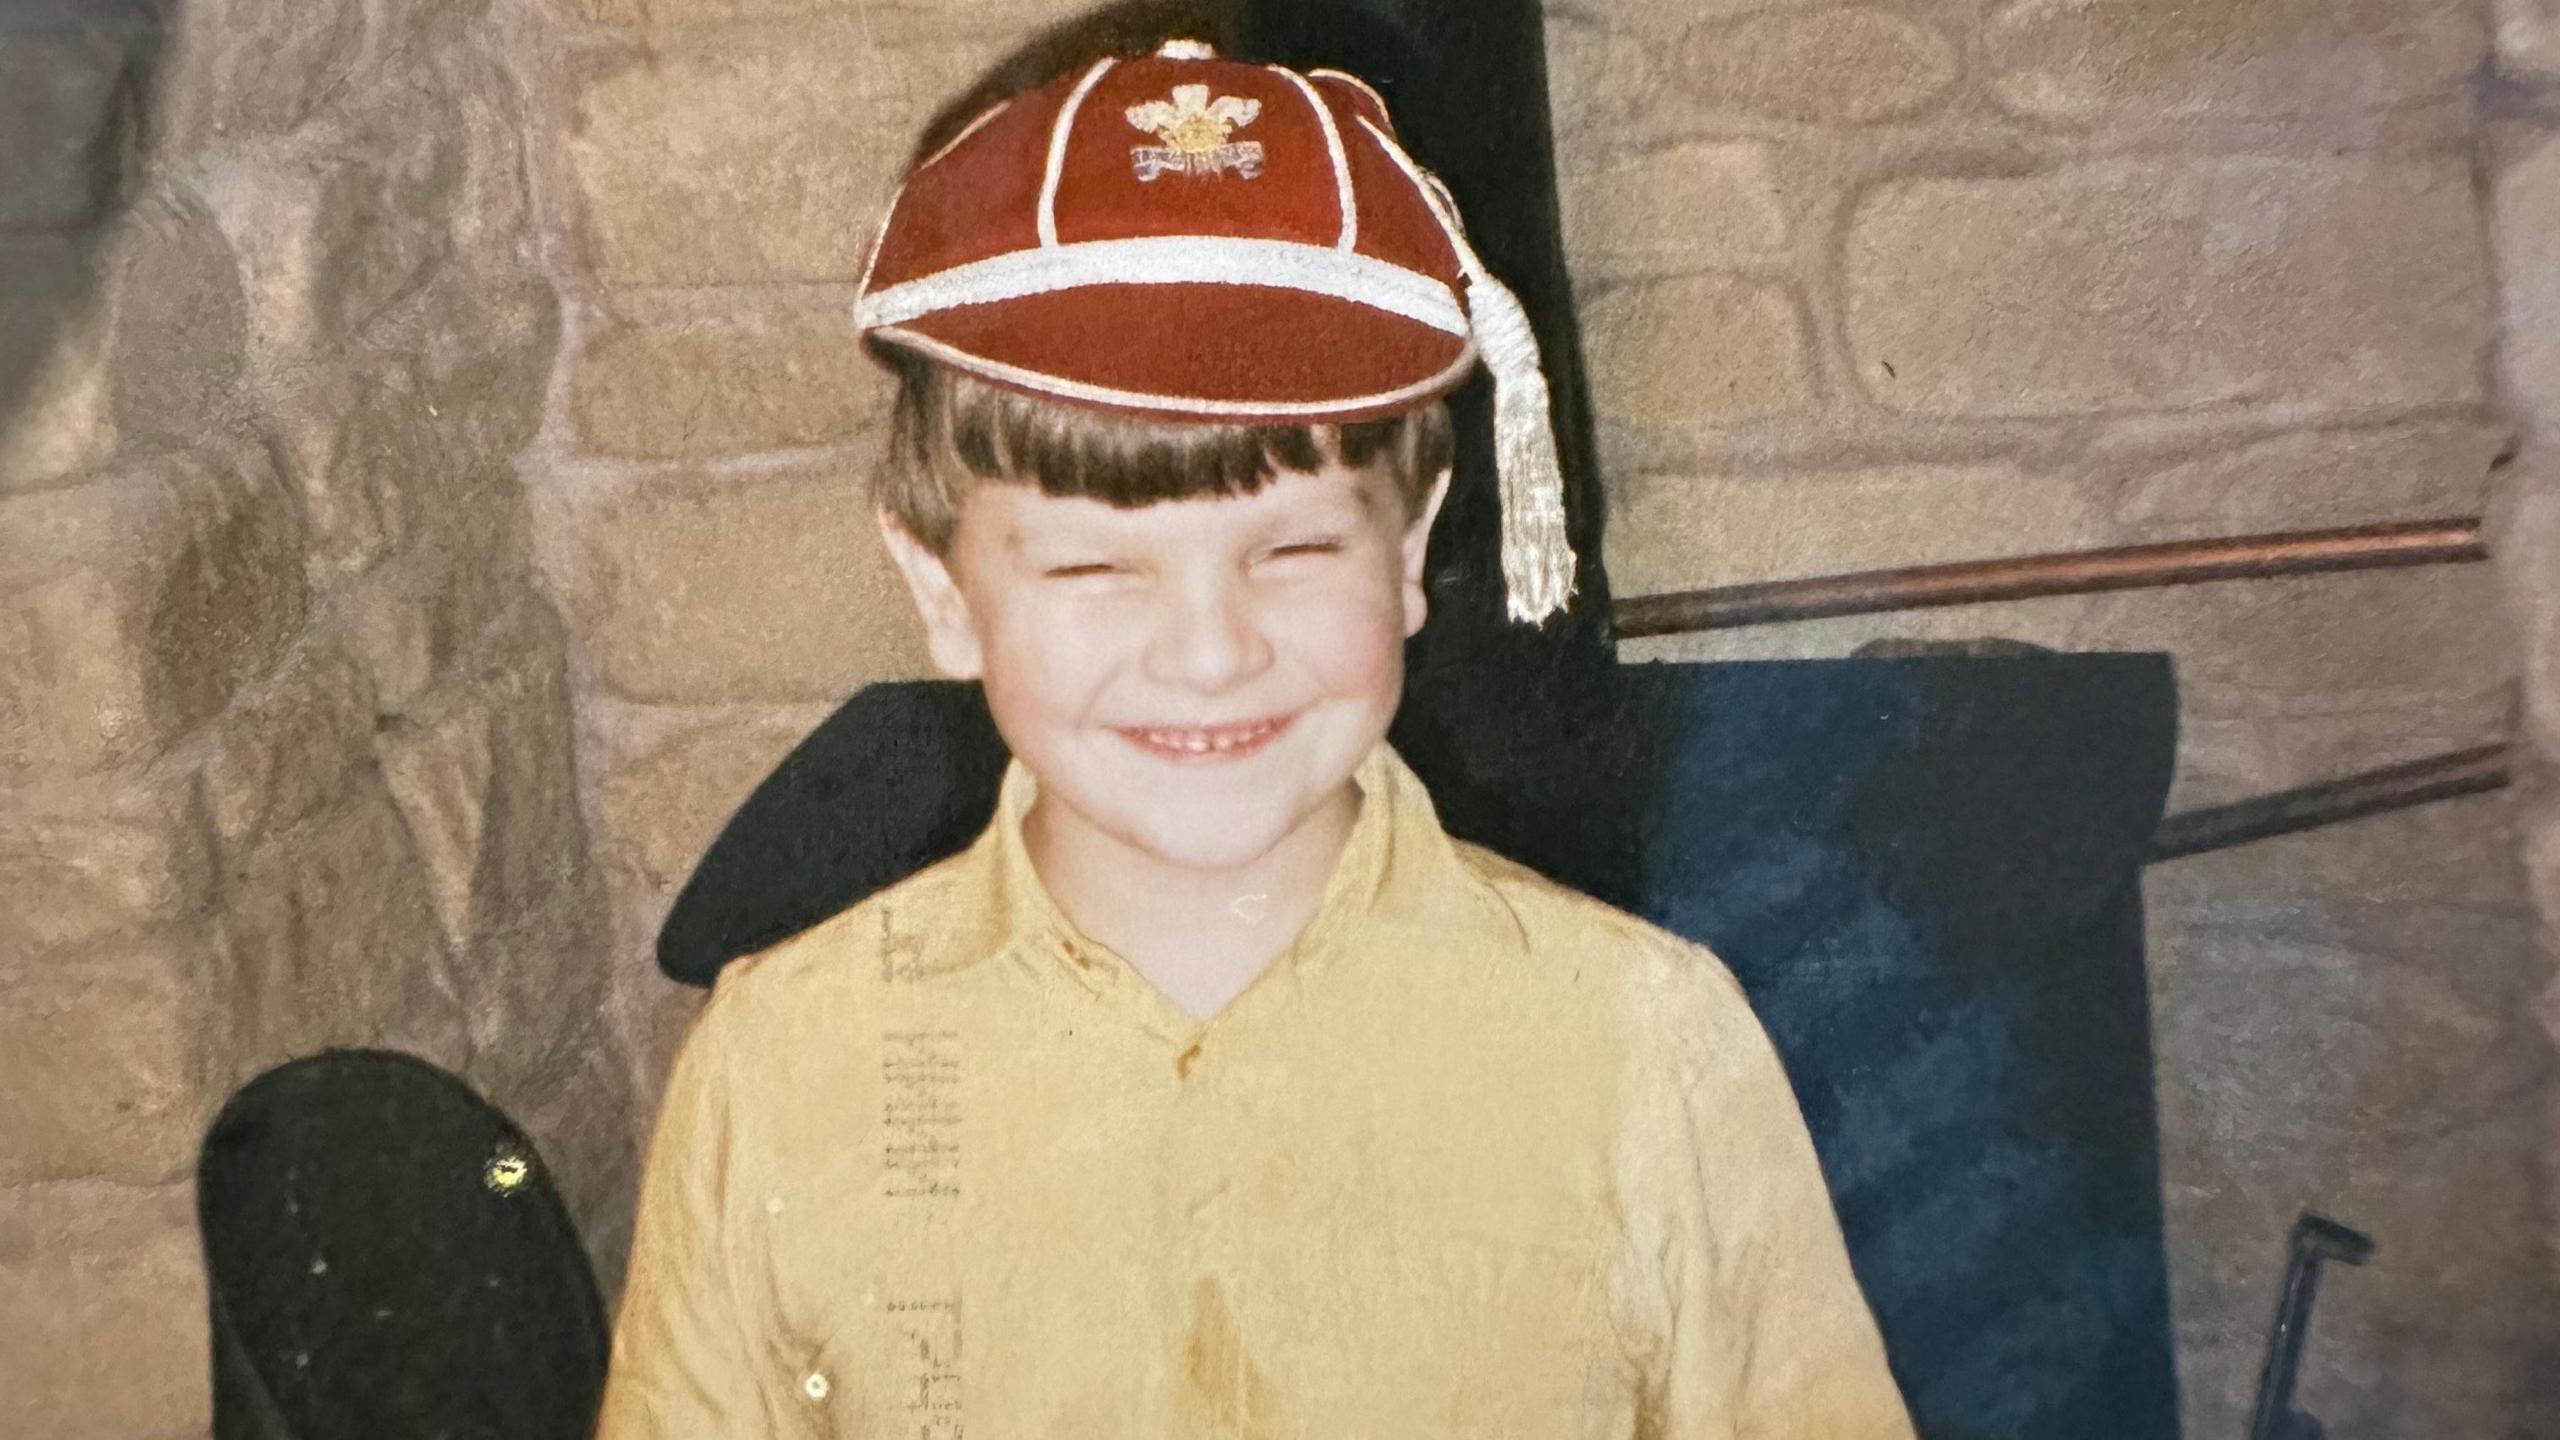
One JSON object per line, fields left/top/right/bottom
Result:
{"left": 1156, "top": 38, "right": 1218, "bottom": 60}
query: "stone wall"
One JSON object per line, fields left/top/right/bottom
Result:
{"left": 0, "top": 0, "right": 624, "bottom": 1433}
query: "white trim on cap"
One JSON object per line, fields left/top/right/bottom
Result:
{"left": 867, "top": 322, "right": 1480, "bottom": 419}
{"left": 1039, "top": 57, "right": 1117, "bottom": 248}
{"left": 1308, "top": 67, "right": 1392, "bottom": 120}
{"left": 1354, "top": 115, "right": 1457, "bottom": 230}
{"left": 1353, "top": 114, "right": 1480, "bottom": 289}
{"left": 855, "top": 179, "right": 907, "bottom": 298}
{"left": 1269, "top": 65, "right": 1356, "bottom": 251}
{"left": 855, "top": 235, "right": 1470, "bottom": 336}
{"left": 917, "top": 97, "right": 1013, "bottom": 173}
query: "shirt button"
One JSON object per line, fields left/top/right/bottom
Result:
{"left": 801, "top": 1370, "right": 832, "bottom": 1402}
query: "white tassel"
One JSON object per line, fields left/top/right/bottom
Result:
{"left": 1460, "top": 266, "right": 1577, "bottom": 626}
{"left": 1351, "top": 123, "right": 1579, "bottom": 625}
{"left": 1399, "top": 164, "right": 1577, "bottom": 626}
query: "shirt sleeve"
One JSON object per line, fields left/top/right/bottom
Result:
{"left": 594, "top": 981, "right": 792, "bottom": 1439}
{"left": 1648, "top": 954, "right": 1918, "bottom": 1440}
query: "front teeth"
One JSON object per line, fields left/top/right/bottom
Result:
{"left": 1135, "top": 722, "right": 1277, "bottom": 754}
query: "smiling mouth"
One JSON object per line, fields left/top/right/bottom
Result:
{"left": 1118, "top": 715, "right": 1294, "bottom": 760}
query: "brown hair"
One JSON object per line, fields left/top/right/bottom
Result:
{"left": 875, "top": 351, "right": 1455, "bottom": 555}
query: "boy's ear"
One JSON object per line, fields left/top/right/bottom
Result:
{"left": 1400, "top": 467, "right": 1452, "bottom": 638}
{"left": 876, "top": 510, "right": 986, "bottom": 680}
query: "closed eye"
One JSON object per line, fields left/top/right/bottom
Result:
{"left": 1042, "top": 563, "right": 1121, "bottom": 579}
{"left": 1268, "top": 538, "right": 1343, "bottom": 558}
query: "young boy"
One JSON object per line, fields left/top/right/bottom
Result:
{"left": 598, "top": 33, "right": 1915, "bottom": 1440}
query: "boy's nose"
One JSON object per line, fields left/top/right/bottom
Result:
{"left": 1142, "top": 574, "right": 1273, "bottom": 694}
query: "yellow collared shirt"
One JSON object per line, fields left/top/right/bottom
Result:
{"left": 598, "top": 742, "right": 1915, "bottom": 1439}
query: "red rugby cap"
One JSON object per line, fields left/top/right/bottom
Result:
{"left": 853, "top": 37, "right": 1575, "bottom": 625}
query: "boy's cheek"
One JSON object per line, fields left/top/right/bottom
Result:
{"left": 995, "top": 610, "right": 1122, "bottom": 677}
{"left": 1283, "top": 600, "right": 1407, "bottom": 692}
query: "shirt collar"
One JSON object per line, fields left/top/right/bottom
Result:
{"left": 980, "top": 740, "right": 1436, "bottom": 1000}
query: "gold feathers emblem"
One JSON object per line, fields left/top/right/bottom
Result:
{"left": 1126, "top": 85, "right": 1264, "bottom": 181}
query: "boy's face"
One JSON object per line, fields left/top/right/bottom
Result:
{"left": 880, "top": 456, "right": 1450, "bottom": 877}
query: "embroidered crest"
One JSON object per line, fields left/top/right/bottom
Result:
{"left": 1125, "top": 84, "right": 1264, "bottom": 181}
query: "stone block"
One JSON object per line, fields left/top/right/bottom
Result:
{"left": 2495, "top": 0, "right": 2560, "bottom": 76}
{"left": 571, "top": 310, "right": 885, "bottom": 459}
{"left": 2, "top": 192, "right": 254, "bottom": 485}
{"left": 1986, "top": 0, "right": 2483, "bottom": 127}
{"left": 265, "top": 364, "right": 427, "bottom": 586}
{"left": 0, "top": 1181, "right": 210, "bottom": 1439}
{"left": 1608, "top": 464, "right": 2105, "bottom": 597}
{"left": 409, "top": 272, "right": 561, "bottom": 468}
{"left": 201, "top": 637, "right": 375, "bottom": 850}
{"left": 0, "top": 448, "right": 307, "bottom": 776}
{"left": 1580, "top": 276, "right": 1815, "bottom": 436}
{"left": 541, "top": 468, "right": 934, "bottom": 704}
{"left": 337, "top": 546, "right": 488, "bottom": 717}
{"left": 434, "top": 34, "right": 543, "bottom": 272}
{"left": 376, "top": 609, "right": 592, "bottom": 955}
{"left": 2157, "top": 561, "right": 2511, "bottom": 717}
{"left": 2496, "top": 133, "right": 2560, "bottom": 436}
{"left": 215, "top": 778, "right": 448, "bottom": 1078}
{"left": 201, "top": 112, "right": 462, "bottom": 363}
{"left": 0, "top": 767, "right": 210, "bottom": 955}
{"left": 0, "top": 22, "right": 139, "bottom": 230}
{"left": 566, "top": 40, "right": 909, "bottom": 285}
{"left": 1557, "top": 140, "right": 1789, "bottom": 278}
{"left": 155, "top": 0, "right": 373, "bottom": 144}
{"left": 1673, "top": 8, "right": 1959, "bottom": 125}
{"left": 2105, "top": 421, "right": 2505, "bottom": 537}
{"left": 0, "top": 234, "right": 114, "bottom": 491}
{"left": 0, "top": 937, "right": 222, "bottom": 1185}
{"left": 1547, "top": 5, "right": 1955, "bottom": 136}
{"left": 101, "top": 190, "right": 254, "bottom": 451}
{"left": 1847, "top": 158, "right": 2490, "bottom": 416}
{"left": 595, "top": 713, "right": 812, "bottom": 890}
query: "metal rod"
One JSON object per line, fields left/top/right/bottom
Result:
{"left": 1612, "top": 518, "right": 2487, "bottom": 638}
{"left": 2149, "top": 744, "right": 2512, "bottom": 862}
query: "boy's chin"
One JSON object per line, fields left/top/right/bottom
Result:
{"left": 1118, "top": 808, "right": 1309, "bottom": 875}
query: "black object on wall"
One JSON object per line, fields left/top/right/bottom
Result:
{"left": 199, "top": 1050, "right": 608, "bottom": 1440}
